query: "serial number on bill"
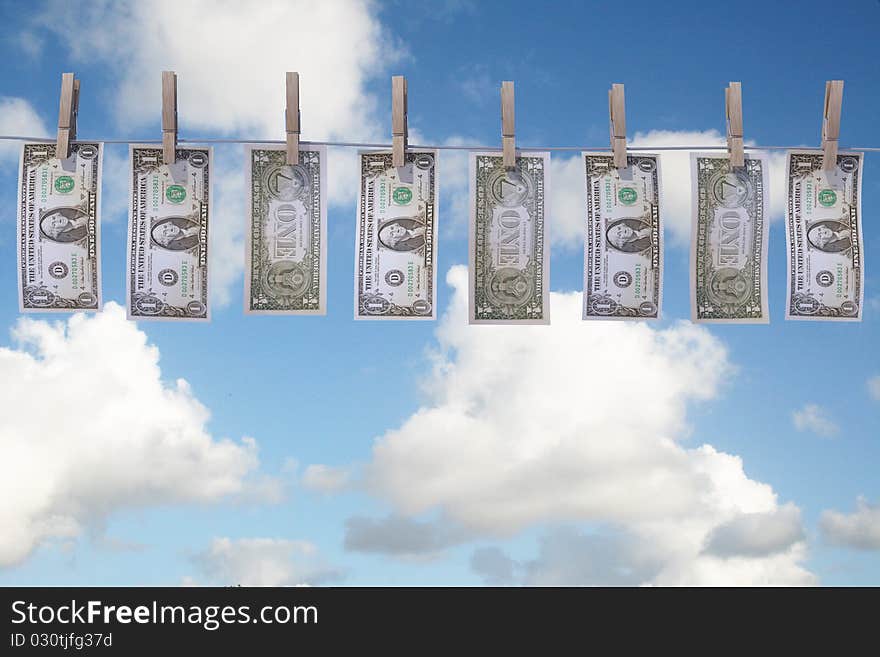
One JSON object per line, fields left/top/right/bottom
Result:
{"left": 10, "top": 632, "right": 113, "bottom": 650}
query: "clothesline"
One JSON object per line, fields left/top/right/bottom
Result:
{"left": 1, "top": 135, "right": 879, "bottom": 152}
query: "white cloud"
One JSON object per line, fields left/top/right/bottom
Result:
{"left": 792, "top": 403, "right": 839, "bottom": 438}
{"left": 470, "top": 546, "right": 517, "bottom": 585}
{"left": 301, "top": 464, "right": 352, "bottom": 494}
{"left": 358, "top": 265, "right": 813, "bottom": 585}
{"left": 40, "top": 0, "right": 396, "bottom": 142}
{"left": 0, "top": 304, "right": 274, "bottom": 567}
{"left": 473, "top": 529, "right": 658, "bottom": 586}
{"left": 344, "top": 515, "right": 464, "bottom": 558}
{"left": 868, "top": 376, "right": 880, "bottom": 401}
{"left": 650, "top": 544, "right": 813, "bottom": 586}
{"left": 702, "top": 504, "right": 804, "bottom": 557}
{"left": 474, "top": 510, "right": 808, "bottom": 586}
{"left": 820, "top": 497, "right": 880, "bottom": 550}
{"left": 193, "top": 537, "right": 341, "bottom": 586}
{"left": 0, "top": 97, "right": 48, "bottom": 163}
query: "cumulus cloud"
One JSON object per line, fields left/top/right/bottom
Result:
{"left": 792, "top": 403, "right": 839, "bottom": 438}
{"left": 357, "top": 265, "right": 813, "bottom": 584}
{"left": 472, "top": 529, "right": 660, "bottom": 586}
{"left": 820, "top": 497, "right": 880, "bottom": 550}
{"left": 0, "top": 97, "right": 48, "bottom": 163}
{"left": 470, "top": 546, "right": 517, "bottom": 585}
{"left": 474, "top": 519, "right": 810, "bottom": 586}
{"left": 0, "top": 304, "right": 275, "bottom": 567}
{"left": 369, "top": 265, "right": 727, "bottom": 532}
{"left": 344, "top": 515, "right": 464, "bottom": 558}
{"left": 868, "top": 376, "right": 880, "bottom": 401}
{"left": 192, "top": 537, "right": 342, "bottom": 586}
{"left": 702, "top": 505, "right": 805, "bottom": 558}
{"left": 39, "top": 0, "right": 396, "bottom": 142}
{"left": 534, "top": 532, "right": 653, "bottom": 585}
{"left": 649, "top": 544, "right": 813, "bottom": 586}
{"left": 301, "top": 464, "right": 352, "bottom": 494}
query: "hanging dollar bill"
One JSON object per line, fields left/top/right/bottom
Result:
{"left": 469, "top": 152, "right": 550, "bottom": 324}
{"left": 127, "top": 146, "right": 212, "bottom": 321}
{"left": 690, "top": 152, "right": 769, "bottom": 323}
{"left": 355, "top": 149, "right": 438, "bottom": 319}
{"left": 17, "top": 142, "right": 102, "bottom": 311}
{"left": 785, "top": 150, "right": 864, "bottom": 321}
{"left": 245, "top": 145, "right": 327, "bottom": 314}
{"left": 583, "top": 153, "right": 662, "bottom": 320}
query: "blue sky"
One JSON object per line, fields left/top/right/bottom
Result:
{"left": 0, "top": 0, "right": 878, "bottom": 586}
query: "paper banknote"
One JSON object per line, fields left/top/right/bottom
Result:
{"left": 583, "top": 153, "right": 662, "bottom": 320}
{"left": 17, "top": 141, "right": 102, "bottom": 311}
{"left": 355, "top": 149, "right": 438, "bottom": 319}
{"left": 785, "top": 150, "right": 864, "bottom": 321}
{"left": 691, "top": 152, "right": 769, "bottom": 323}
{"left": 127, "top": 146, "right": 212, "bottom": 321}
{"left": 245, "top": 145, "right": 327, "bottom": 314}
{"left": 469, "top": 152, "right": 550, "bottom": 324}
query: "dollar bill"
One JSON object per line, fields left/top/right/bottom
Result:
{"left": 127, "top": 146, "right": 211, "bottom": 321}
{"left": 355, "top": 149, "right": 438, "bottom": 319}
{"left": 17, "top": 142, "right": 102, "bottom": 311}
{"left": 690, "top": 152, "right": 769, "bottom": 323}
{"left": 583, "top": 153, "right": 662, "bottom": 320}
{"left": 245, "top": 145, "right": 327, "bottom": 314}
{"left": 785, "top": 150, "right": 864, "bottom": 320}
{"left": 469, "top": 152, "right": 550, "bottom": 324}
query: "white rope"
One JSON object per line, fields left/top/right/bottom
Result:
{"left": 1, "top": 135, "right": 878, "bottom": 152}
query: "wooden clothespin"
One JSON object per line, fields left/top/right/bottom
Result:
{"left": 725, "top": 82, "right": 744, "bottom": 168}
{"left": 391, "top": 75, "right": 408, "bottom": 168}
{"left": 56, "top": 72, "right": 79, "bottom": 159}
{"left": 609, "top": 83, "right": 627, "bottom": 169}
{"left": 501, "top": 81, "right": 515, "bottom": 169}
{"left": 822, "top": 80, "right": 844, "bottom": 171}
{"left": 285, "top": 72, "right": 301, "bottom": 166}
{"left": 162, "top": 70, "right": 178, "bottom": 164}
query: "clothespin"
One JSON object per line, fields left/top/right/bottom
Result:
{"left": 285, "top": 72, "right": 301, "bottom": 166}
{"left": 391, "top": 75, "right": 408, "bottom": 168}
{"left": 608, "top": 83, "right": 627, "bottom": 169}
{"left": 725, "top": 82, "right": 744, "bottom": 168}
{"left": 501, "top": 81, "right": 515, "bottom": 169}
{"left": 56, "top": 72, "right": 79, "bottom": 159}
{"left": 822, "top": 80, "right": 844, "bottom": 171}
{"left": 162, "top": 70, "right": 178, "bottom": 164}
